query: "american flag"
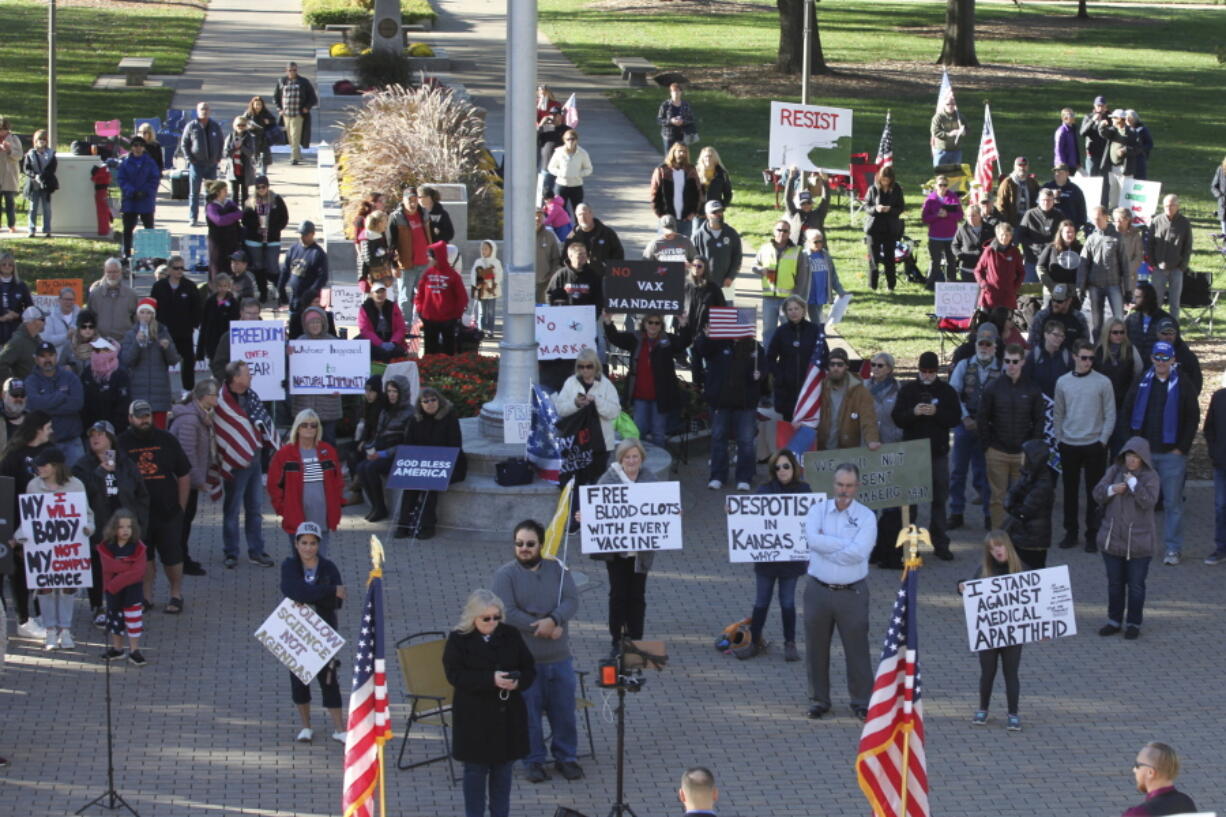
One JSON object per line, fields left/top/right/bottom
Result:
{"left": 212, "top": 384, "right": 279, "bottom": 479}
{"left": 342, "top": 573, "right": 391, "bottom": 817}
{"left": 707, "top": 306, "right": 757, "bottom": 339}
{"left": 563, "top": 93, "right": 579, "bottom": 129}
{"left": 790, "top": 323, "right": 829, "bottom": 428}
{"left": 875, "top": 111, "right": 894, "bottom": 169}
{"left": 856, "top": 568, "right": 929, "bottom": 817}
{"left": 936, "top": 69, "right": 954, "bottom": 110}
{"left": 973, "top": 103, "right": 1000, "bottom": 204}
{"left": 526, "top": 384, "right": 562, "bottom": 483}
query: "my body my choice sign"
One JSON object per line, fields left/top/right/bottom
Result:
{"left": 254, "top": 598, "right": 346, "bottom": 684}
{"left": 802, "top": 440, "right": 932, "bottom": 510}
{"left": 19, "top": 491, "right": 92, "bottom": 589}
{"left": 579, "top": 482, "right": 683, "bottom": 554}
{"left": 603, "top": 261, "right": 685, "bottom": 314}
{"left": 962, "top": 565, "right": 1077, "bottom": 651}
{"left": 386, "top": 445, "right": 459, "bottom": 491}
{"left": 726, "top": 493, "right": 824, "bottom": 563}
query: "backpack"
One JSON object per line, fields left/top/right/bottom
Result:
{"left": 714, "top": 616, "right": 752, "bottom": 653}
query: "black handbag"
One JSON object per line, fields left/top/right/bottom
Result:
{"left": 495, "top": 458, "right": 534, "bottom": 486}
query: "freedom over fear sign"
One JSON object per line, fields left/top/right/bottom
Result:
{"left": 802, "top": 440, "right": 931, "bottom": 510}
{"left": 579, "top": 482, "right": 683, "bottom": 554}
{"left": 254, "top": 598, "right": 346, "bottom": 684}
{"left": 19, "top": 491, "right": 92, "bottom": 589}
{"left": 962, "top": 565, "right": 1077, "bottom": 651}
{"left": 603, "top": 261, "right": 685, "bottom": 314}
{"left": 726, "top": 493, "right": 824, "bottom": 563}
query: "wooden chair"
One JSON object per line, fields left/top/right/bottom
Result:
{"left": 394, "top": 631, "right": 458, "bottom": 783}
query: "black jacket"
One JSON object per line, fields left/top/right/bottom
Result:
{"left": 1122, "top": 368, "right": 1199, "bottom": 455}
{"left": 81, "top": 366, "right": 132, "bottom": 435}
{"left": 443, "top": 624, "right": 536, "bottom": 764}
{"left": 241, "top": 194, "right": 290, "bottom": 244}
{"left": 1017, "top": 206, "right": 1061, "bottom": 266}
{"left": 1004, "top": 440, "right": 1054, "bottom": 551}
{"left": 1205, "top": 387, "right": 1226, "bottom": 468}
{"left": 1125, "top": 307, "right": 1171, "bottom": 369}
{"left": 892, "top": 378, "right": 961, "bottom": 458}
{"left": 73, "top": 451, "right": 150, "bottom": 538}
{"left": 401, "top": 399, "right": 467, "bottom": 483}
{"left": 977, "top": 374, "right": 1044, "bottom": 454}
{"left": 605, "top": 325, "right": 691, "bottom": 414}
{"left": 567, "top": 218, "right": 624, "bottom": 266}
{"left": 703, "top": 338, "right": 765, "bottom": 411}
{"left": 683, "top": 278, "right": 725, "bottom": 336}
{"left": 765, "top": 318, "right": 819, "bottom": 421}
{"left": 863, "top": 184, "right": 905, "bottom": 239}
{"left": 197, "top": 292, "right": 239, "bottom": 361}
{"left": 426, "top": 202, "right": 455, "bottom": 244}
{"left": 151, "top": 278, "right": 202, "bottom": 341}
{"left": 546, "top": 261, "right": 603, "bottom": 307}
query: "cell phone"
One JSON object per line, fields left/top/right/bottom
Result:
{"left": 504, "top": 671, "right": 521, "bottom": 681}
{"left": 105, "top": 450, "right": 116, "bottom": 467}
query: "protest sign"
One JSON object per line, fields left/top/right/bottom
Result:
{"left": 18, "top": 491, "right": 92, "bottom": 589}
{"left": 536, "top": 305, "right": 597, "bottom": 360}
{"left": 768, "top": 100, "right": 854, "bottom": 175}
{"left": 33, "top": 278, "right": 84, "bottom": 315}
{"left": 229, "top": 320, "right": 287, "bottom": 401}
{"left": 1118, "top": 177, "right": 1162, "bottom": 226}
{"left": 506, "top": 272, "right": 536, "bottom": 315}
{"left": 503, "top": 403, "right": 532, "bottom": 445}
{"left": 131, "top": 228, "right": 172, "bottom": 263}
{"left": 726, "top": 492, "right": 825, "bottom": 563}
{"left": 386, "top": 445, "right": 460, "bottom": 491}
{"left": 1070, "top": 174, "right": 1103, "bottom": 216}
{"left": 254, "top": 598, "right": 346, "bottom": 684}
{"left": 323, "top": 285, "right": 363, "bottom": 325}
{"left": 579, "top": 482, "right": 683, "bottom": 554}
{"left": 961, "top": 564, "right": 1077, "bottom": 651}
{"left": 288, "top": 339, "right": 369, "bottom": 395}
{"left": 827, "top": 292, "right": 852, "bottom": 326}
{"left": 603, "top": 261, "right": 685, "bottom": 314}
{"left": 803, "top": 440, "right": 932, "bottom": 510}
{"left": 934, "top": 282, "right": 979, "bottom": 317}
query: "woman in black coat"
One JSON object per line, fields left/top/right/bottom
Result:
{"left": 443, "top": 588, "right": 535, "bottom": 817}
{"left": 765, "top": 295, "right": 820, "bottom": 421}
{"left": 863, "top": 166, "right": 906, "bottom": 292}
{"left": 394, "top": 387, "right": 466, "bottom": 540}
{"left": 603, "top": 310, "right": 691, "bottom": 447}
{"left": 1003, "top": 439, "right": 1054, "bottom": 569}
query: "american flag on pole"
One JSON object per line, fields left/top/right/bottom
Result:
{"left": 973, "top": 103, "right": 1000, "bottom": 204}
{"left": 563, "top": 93, "right": 579, "bottom": 128}
{"left": 212, "top": 385, "right": 280, "bottom": 480}
{"left": 936, "top": 69, "right": 954, "bottom": 110}
{"left": 707, "top": 306, "right": 757, "bottom": 339}
{"left": 875, "top": 111, "right": 894, "bottom": 169}
{"left": 526, "top": 384, "right": 563, "bottom": 484}
{"left": 856, "top": 567, "right": 929, "bottom": 817}
{"left": 790, "top": 323, "right": 829, "bottom": 428}
{"left": 342, "top": 570, "right": 391, "bottom": 817}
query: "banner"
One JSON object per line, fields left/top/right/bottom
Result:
{"left": 323, "top": 285, "right": 363, "bottom": 325}
{"left": 962, "top": 565, "right": 1077, "bottom": 651}
{"left": 768, "top": 100, "right": 854, "bottom": 175}
{"left": 254, "top": 598, "right": 346, "bottom": 684}
{"left": 726, "top": 492, "right": 825, "bottom": 563}
{"left": 1070, "top": 174, "right": 1103, "bottom": 214}
{"left": 34, "top": 278, "right": 84, "bottom": 314}
{"left": 535, "top": 305, "right": 597, "bottom": 360}
{"left": 288, "top": 339, "right": 370, "bottom": 395}
{"left": 934, "top": 282, "right": 979, "bottom": 318}
{"left": 1117, "top": 177, "right": 1162, "bottom": 226}
{"left": 603, "top": 260, "right": 685, "bottom": 314}
{"left": 503, "top": 402, "right": 532, "bottom": 445}
{"left": 180, "top": 234, "right": 208, "bottom": 271}
{"left": 386, "top": 445, "right": 460, "bottom": 491}
{"left": 18, "top": 491, "right": 92, "bottom": 589}
{"left": 803, "top": 440, "right": 932, "bottom": 510}
{"left": 579, "top": 482, "right": 683, "bottom": 554}
{"left": 229, "top": 320, "right": 287, "bottom": 401}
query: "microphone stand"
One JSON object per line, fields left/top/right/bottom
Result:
{"left": 76, "top": 650, "right": 139, "bottom": 816}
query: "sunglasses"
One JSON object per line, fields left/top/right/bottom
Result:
{"left": 1152, "top": 355, "right": 1172, "bottom": 362}
{"left": 977, "top": 340, "right": 994, "bottom": 346}
{"left": 774, "top": 227, "right": 790, "bottom": 233}
{"left": 300, "top": 421, "right": 318, "bottom": 428}
{"left": 169, "top": 265, "right": 185, "bottom": 270}
{"left": 577, "top": 364, "right": 596, "bottom": 370}
{"left": 919, "top": 368, "right": 938, "bottom": 374}
{"left": 645, "top": 320, "right": 663, "bottom": 326}
{"left": 479, "top": 614, "right": 503, "bottom": 623}
{"left": 1110, "top": 329, "right": 1125, "bottom": 335}
{"left": 1077, "top": 355, "right": 1095, "bottom": 362}
{"left": 828, "top": 361, "right": 847, "bottom": 368}
{"left": 773, "top": 462, "right": 793, "bottom": 471}
{"left": 1004, "top": 358, "right": 1022, "bottom": 365}
{"left": 514, "top": 541, "right": 539, "bottom": 548}
{"left": 79, "top": 324, "right": 96, "bottom": 330}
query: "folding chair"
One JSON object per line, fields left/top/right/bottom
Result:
{"left": 848, "top": 160, "right": 881, "bottom": 229}
{"left": 395, "top": 631, "right": 459, "bottom": 782}
{"left": 163, "top": 108, "right": 186, "bottom": 135}
{"left": 94, "top": 120, "right": 121, "bottom": 140}
{"left": 540, "top": 670, "right": 598, "bottom": 762}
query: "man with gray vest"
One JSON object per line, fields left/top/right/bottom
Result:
{"left": 490, "top": 519, "right": 583, "bottom": 784}
{"left": 948, "top": 324, "right": 1001, "bottom": 532}
{"left": 1054, "top": 339, "right": 1116, "bottom": 551}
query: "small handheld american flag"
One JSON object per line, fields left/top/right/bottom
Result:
{"left": 707, "top": 306, "right": 757, "bottom": 339}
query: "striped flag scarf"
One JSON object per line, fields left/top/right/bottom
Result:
{"left": 213, "top": 384, "right": 280, "bottom": 480}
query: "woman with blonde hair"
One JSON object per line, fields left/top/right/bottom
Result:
{"left": 244, "top": 95, "right": 279, "bottom": 167}
{"left": 957, "top": 530, "right": 1025, "bottom": 731}
{"left": 223, "top": 116, "right": 258, "bottom": 204}
{"left": 1093, "top": 316, "right": 1142, "bottom": 454}
{"left": 121, "top": 298, "right": 180, "bottom": 428}
{"left": 205, "top": 179, "right": 243, "bottom": 279}
{"left": 694, "top": 146, "right": 732, "bottom": 209}
{"left": 649, "top": 142, "right": 703, "bottom": 237}
{"left": 553, "top": 348, "right": 620, "bottom": 470}
{"left": 443, "top": 588, "right": 535, "bottom": 817}
{"left": 133, "top": 121, "right": 164, "bottom": 171}
{"left": 268, "top": 408, "right": 344, "bottom": 554}
{"left": 357, "top": 209, "right": 392, "bottom": 291}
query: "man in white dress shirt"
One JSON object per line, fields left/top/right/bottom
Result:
{"left": 803, "top": 463, "right": 877, "bottom": 721}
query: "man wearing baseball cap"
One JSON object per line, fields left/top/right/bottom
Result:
{"left": 1122, "top": 341, "right": 1199, "bottom": 565}
{"left": 229, "top": 249, "right": 257, "bottom": 302}
{"left": 692, "top": 199, "right": 742, "bottom": 301}
{"left": 0, "top": 306, "right": 44, "bottom": 382}
{"left": 1026, "top": 283, "right": 1088, "bottom": 352}
{"left": 1079, "top": 95, "right": 1110, "bottom": 176}
{"left": 279, "top": 220, "right": 328, "bottom": 313}
{"left": 24, "top": 339, "right": 85, "bottom": 464}
{"left": 151, "top": 254, "right": 202, "bottom": 392}
{"left": 0, "top": 376, "right": 26, "bottom": 446}
{"left": 643, "top": 215, "right": 696, "bottom": 265}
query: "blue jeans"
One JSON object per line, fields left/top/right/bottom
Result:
{"left": 27, "top": 190, "right": 51, "bottom": 234}
{"left": 1087, "top": 285, "right": 1124, "bottom": 343}
{"left": 462, "top": 760, "right": 513, "bottom": 817}
{"left": 188, "top": 161, "right": 218, "bottom": 222}
{"left": 1151, "top": 450, "right": 1186, "bottom": 556}
{"left": 933, "top": 148, "right": 962, "bottom": 166}
{"left": 1214, "top": 466, "right": 1226, "bottom": 555}
{"left": 633, "top": 399, "right": 669, "bottom": 448}
{"left": 750, "top": 572, "right": 799, "bottom": 642}
{"left": 1, "top": 190, "right": 17, "bottom": 228}
{"left": 479, "top": 298, "right": 497, "bottom": 334}
{"left": 710, "top": 408, "right": 757, "bottom": 484}
{"left": 398, "top": 264, "right": 428, "bottom": 324}
{"left": 1023, "top": 260, "right": 1039, "bottom": 284}
{"left": 949, "top": 424, "right": 988, "bottom": 517}
{"left": 1103, "top": 553, "right": 1150, "bottom": 628}
{"left": 522, "top": 657, "right": 578, "bottom": 765}
{"left": 761, "top": 296, "right": 784, "bottom": 349}
{"left": 222, "top": 458, "right": 266, "bottom": 558}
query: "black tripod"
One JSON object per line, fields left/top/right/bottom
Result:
{"left": 606, "top": 635, "right": 639, "bottom": 817}
{"left": 76, "top": 651, "right": 139, "bottom": 816}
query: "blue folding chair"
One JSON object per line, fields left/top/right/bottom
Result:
{"left": 163, "top": 108, "right": 186, "bottom": 134}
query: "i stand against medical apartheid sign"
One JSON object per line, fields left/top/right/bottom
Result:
{"left": 254, "top": 598, "right": 346, "bottom": 684}
{"left": 386, "top": 446, "right": 460, "bottom": 491}
{"left": 962, "top": 564, "right": 1077, "bottom": 651}
{"left": 19, "top": 491, "right": 92, "bottom": 589}
{"left": 579, "top": 482, "right": 683, "bottom": 554}
{"left": 726, "top": 493, "right": 825, "bottom": 563}
{"left": 603, "top": 261, "right": 685, "bottom": 314}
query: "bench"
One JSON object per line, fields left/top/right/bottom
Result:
{"left": 325, "top": 23, "right": 429, "bottom": 47}
{"left": 612, "top": 57, "right": 657, "bottom": 87}
{"left": 117, "top": 57, "right": 154, "bottom": 87}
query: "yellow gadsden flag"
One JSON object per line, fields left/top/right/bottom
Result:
{"left": 542, "top": 481, "right": 575, "bottom": 560}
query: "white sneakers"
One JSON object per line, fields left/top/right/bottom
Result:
{"left": 59, "top": 631, "right": 75, "bottom": 650}
{"left": 331, "top": 731, "right": 348, "bottom": 744}
{"left": 296, "top": 728, "right": 314, "bottom": 743}
{"left": 45, "top": 630, "right": 58, "bottom": 650}
{"left": 707, "top": 480, "right": 722, "bottom": 490}
{"left": 17, "top": 619, "right": 46, "bottom": 640}
{"left": 735, "top": 482, "right": 751, "bottom": 491}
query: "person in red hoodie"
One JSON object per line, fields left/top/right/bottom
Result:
{"left": 267, "top": 408, "right": 344, "bottom": 554}
{"left": 97, "top": 509, "right": 150, "bottom": 666}
{"left": 974, "top": 222, "right": 1026, "bottom": 311}
{"left": 413, "top": 240, "right": 468, "bottom": 356}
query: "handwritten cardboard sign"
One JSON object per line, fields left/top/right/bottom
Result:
{"left": 229, "top": 320, "right": 287, "bottom": 401}
{"left": 726, "top": 493, "right": 824, "bottom": 563}
{"left": 288, "top": 339, "right": 370, "bottom": 395}
{"left": 536, "top": 305, "right": 597, "bottom": 360}
{"left": 803, "top": 440, "right": 932, "bottom": 511}
{"left": 18, "top": 491, "right": 92, "bottom": 589}
{"left": 579, "top": 482, "right": 683, "bottom": 554}
{"left": 254, "top": 598, "right": 346, "bottom": 684}
{"left": 962, "top": 565, "right": 1077, "bottom": 651}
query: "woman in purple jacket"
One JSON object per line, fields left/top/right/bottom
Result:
{"left": 921, "top": 175, "right": 964, "bottom": 287}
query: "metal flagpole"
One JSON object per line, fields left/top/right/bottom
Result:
{"left": 800, "top": 0, "right": 813, "bottom": 105}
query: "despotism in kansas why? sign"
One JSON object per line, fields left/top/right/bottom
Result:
{"left": 725, "top": 493, "right": 824, "bottom": 563}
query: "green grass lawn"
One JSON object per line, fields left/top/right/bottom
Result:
{"left": 541, "top": 0, "right": 1226, "bottom": 360}
{"left": 0, "top": 0, "right": 206, "bottom": 149}
{"left": 1, "top": 235, "right": 110, "bottom": 287}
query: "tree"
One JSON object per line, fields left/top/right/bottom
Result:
{"left": 938, "top": 0, "right": 979, "bottom": 67}
{"left": 776, "top": 0, "right": 828, "bottom": 75}
{"left": 1077, "top": 0, "right": 1089, "bottom": 18}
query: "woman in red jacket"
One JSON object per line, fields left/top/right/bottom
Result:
{"left": 413, "top": 240, "right": 468, "bottom": 356}
{"left": 974, "top": 222, "right": 1026, "bottom": 311}
{"left": 267, "top": 409, "right": 344, "bottom": 554}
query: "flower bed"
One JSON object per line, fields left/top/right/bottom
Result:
{"left": 416, "top": 353, "right": 499, "bottom": 418}
{"left": 303, "top": 0, "right": 436, "bottom": 28}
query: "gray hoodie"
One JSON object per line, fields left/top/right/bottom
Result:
{"left": 1093, "top": 436, "right": 1159, "bottom": 559}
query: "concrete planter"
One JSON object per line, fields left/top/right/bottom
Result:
{"left": 315, "top": 48, "right": 358, "bottom": 73}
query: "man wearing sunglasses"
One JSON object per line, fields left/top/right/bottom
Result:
{"left": 1123, "top": 742, "right": 1196, "bottom": 816}
{"left": 977, "top": 343, "right": 1044, "bottom": 528}
{"left": 814, "top": 347, "right": 880, "bottom": 453}
{"left": 752, "top": 218, "right": 799, "bottom": 348}
{"left": 151, "top": 255, "right": 202, "bottom": 391}
{"left": 1053, "top": 340, "right": 1116, "bottom": 552}
{"left": 490, "top": 520, "right": 583, "bottom": 784}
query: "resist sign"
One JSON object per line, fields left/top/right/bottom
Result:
{"left": 230, "top": 320, "right": 287, "bottom": 401}
{"left": 768, "top": 100, "right": 854, "bottom": 175}
{"left": 254, "top": 598, "right": 346, "bottom": 684}
{"left": 579, "top": 482, "right": 683, "bottom": 554}
{"left": 962, "top": 565, "right": 1077, "bottom": 651}
{"left": 726, "top": 493, "right": 823, "bottom": 563}
{"left": 19, "top": 491, "right": 92, "bottom": 589}
{"left": 288, "top": 339, "right": 370, "bottom": 395}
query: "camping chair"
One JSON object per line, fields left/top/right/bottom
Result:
{"left": 94, "top": 120, "right": 121, "bottom": 140}
{"left": 395, "top": 631, "right": 459, "bottom": 783}
{"left": 828, "top": 152, "right": 867, "bottom": 209}
{"left": 163, "top": 108, "right": 186, "bottom": 134}
{"left": 847, "top": 160, "right": 881, "bottom": 229}
{"left": 1181, "top": 259, "right": 1221, "bottom": 336}
{"left": 922, "top": 163, "right": 974, "bottom": 196}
